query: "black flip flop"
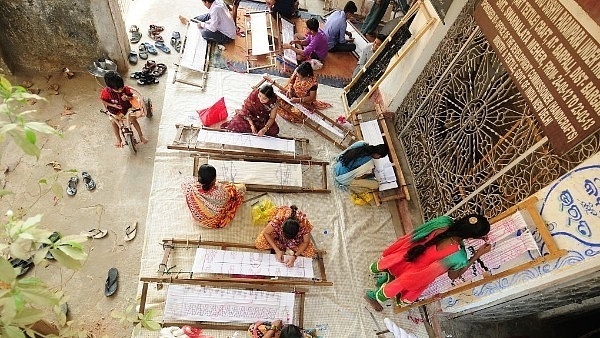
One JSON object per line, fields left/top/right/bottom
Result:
{"left": 105, "top": 268, "right": 119, "bottom": 297}
{"left": 10, "top": 257, "right": 34, "bottom": 277}
{"left": 82, "top": 171, "right": 96, "bottom": 191}
{"left": 66, "top": 176, "right": 78, "bottom": 196}
{"left": 137, "top": 75, "right": 159, "bottom": 86}
{"left": 40, "top": 231, "right": 61, "bottom": 260}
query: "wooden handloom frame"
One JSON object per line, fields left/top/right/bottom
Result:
{"left": 393, "top": 195, "right": 568, "bottom": 313}
{"left": 257, "top": 77, "right": 357, "bottom": 150}
{"left": 169, "top": 125, "right": 312, "bottom": 161}
{"left": 244, "top": 10, "right": 278, "bottom": 71}
{"left": 138, "top": 278, "right": 308, "bottom": 330}
{"left": 172, "top": 22, "right": 211, "bottom": 89}
{"left": 341, "top": 0, "right": 436, "bottom": 115}
{"left": 192, "top": 153, "right": 331, "bottom": 193}
{"left": 351, "top": 104, "right": 411, "bottom": 204}
{"left": 152, "top": 238, "right": 333, "bottom": 287}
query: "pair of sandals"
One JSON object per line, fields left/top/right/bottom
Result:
{"left": 131, "top": 60, "right": 167, "bottom": 77}
{"left": 170, "top": 31, "right": 182, "bottom": 53}
{"left": 129, "top": 25, "right": 142, "bottom": 43}
{"left": 148, "top": 24, "right": 164, "bottom": 42}
{"left": 66, "top": 172, "right": 96, "bottom": 196}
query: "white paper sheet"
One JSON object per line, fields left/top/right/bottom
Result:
{"left": 360, "top": 120, "right": 399, "bottom": 190}
{"left": 251, "top": 12, "right": 271, "bottom": 55}
{"left": 274, "top": 89, "right": 346, "bottom": 138}
{"left": 207, "top": 159, "right": 303, "bottom": 187}
{"left": 181, "top": 24, "right": 209, "bottom": 71}
{"left": 192, "top": 248, "right": 315, "bottom": 278}
{"left": 281, "top": 18, "right": 297, "bottom": 65}
{"left": 198, "top": 128, "right": 296, "bottom": 152}
{"left": 164, "top": 284, "right": 295, "bottom": 323}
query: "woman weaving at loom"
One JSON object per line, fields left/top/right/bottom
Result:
{"left": 255, "top": 205, "right": 316, "bottom": 267}
{"left": 333, "top": 141, "right": 389, "bottom": 192}
{"left": 181, "top": 164, "right": 245, "bottom": 229}
{"left": 365, "top": 214, "right": 492, "bottom": 311}
{"left": 266, "top": 61, "right": 332, "bottom": 123}
{"left": 220, "top": 84, "right": 280, "bottom": 137}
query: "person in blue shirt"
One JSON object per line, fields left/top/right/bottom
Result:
{"left": 333, "top": 141, "right": 389, "bottom": 192}
{"left": 324, "top": 1, "right": 358, "bottom": 52}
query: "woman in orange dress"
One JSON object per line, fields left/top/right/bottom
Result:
{"left": 275, "top": 61, "right": 332, "bottom": 123}
{"left": 181, "top": 164, "right": 245, "bottom": 229}
{"left": 255, "top": 205, "right": 316, "bottom": 267}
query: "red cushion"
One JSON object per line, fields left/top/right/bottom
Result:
{"left": 197, "top": 97, "right": 228, "bottom": 126}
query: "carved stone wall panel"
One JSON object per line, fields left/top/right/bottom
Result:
{"left": 393, "top": 0, "right": 600, "bottom": 221}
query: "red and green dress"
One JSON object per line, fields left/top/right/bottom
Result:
{"left": 369, "top": 216, "right": 469, "bottom": 303}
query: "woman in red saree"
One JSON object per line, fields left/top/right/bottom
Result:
{"left": 221, "top": 84, "right": 280, "bottom": 137}
{"left": 181, "top": 164, "right": 245, "bottom": 229}
{"left": 275, "top": 61, "right": 332, "bottom": 123}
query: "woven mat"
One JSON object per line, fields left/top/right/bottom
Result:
{"left": 132, "top": 70, "right": 429, "bottom": 338}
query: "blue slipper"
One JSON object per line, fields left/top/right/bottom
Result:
{"left": 155, "top": 41, "right": 171, "bottom": 54}
{"left": 143, "top": 42, "right": 158, "bottom": 55}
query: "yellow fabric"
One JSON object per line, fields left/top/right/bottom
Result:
{"left": 252, "top": 198, "right": 276, "bottom": 226}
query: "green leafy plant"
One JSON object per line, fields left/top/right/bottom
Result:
{"left": 0, "top": 76, "right": 61, "bottom": 158}
{"left": 111, "top": 304, "right": 161, "bottom": 334}
{"left": 0, "top": 74, "right": 89, "bottom": 337}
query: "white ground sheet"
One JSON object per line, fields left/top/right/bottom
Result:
{"left": 133, "top": 69, "right": 429, "bottom": 337}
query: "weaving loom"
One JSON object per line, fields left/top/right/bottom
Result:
{"left": 154, "top": 239, "right": 332, "bottom": 287}
{"left": 351, "top": 106, "right": 411, "bottom": 205}
{"left": 169, "top": 125, "right": 312, "bottom": 160}
{"left": 393, "top": 196, "right": 567, "bottom": 313}
{"left": 244, "top": 10, "right": 277, "bottom": 71}
{"left": 258, "top": 76, "right": 357, "bottom": 150}
{"left": 193, "top": 153, "right": 331, "bottom": 193}
{"left": 138, "top": 278, "right": 307, "bottom": 331}
{"left": 172, "top": 22, "right": 210, "bottom": 88}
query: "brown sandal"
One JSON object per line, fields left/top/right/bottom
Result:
{"left": 142, "top": 60, "right": 157, "bottom": 73}
{"left": 151, "top": 63, "right": 167, "bottom": 77}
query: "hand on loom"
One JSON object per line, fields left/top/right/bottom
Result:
{"left": 284, "top": 255, "right": 296, "bottom": 268}
{"left": 275, "top": 249, "right": 284, "bottom": 263}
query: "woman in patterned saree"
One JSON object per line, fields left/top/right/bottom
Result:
{"left": 275, "top": 61, "right": 332, "bottom": 123}
{"left": 255, "top": 205, "right": 316, "bottom": 267}
{"left": 181, "top": 164, "right": 245, "bottom": 229}
{"left": 220, "top": 84, "right": 280, "bottom": 137}
{"left": 365, "top": 214, "right": 491, "bottom": 311}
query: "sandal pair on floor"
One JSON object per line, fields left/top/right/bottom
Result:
{"left": 66, "top": 172, "right": 96, "bottom": 196}
{"left": 170, "top": 31, "right": 182, "bottom": 53}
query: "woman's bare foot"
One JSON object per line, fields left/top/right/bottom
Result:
{"left": 140, "top": 136, "right": 149, "bottom": 144}
{"left": 179, "top": 15, "right": 189, "bottom": 25}
{"left": 114, "top": 141, "right": 124, "bottom": 148}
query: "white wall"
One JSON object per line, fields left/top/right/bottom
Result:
{"left": 378, "top": 0, "right": 469, "bottom": 113}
